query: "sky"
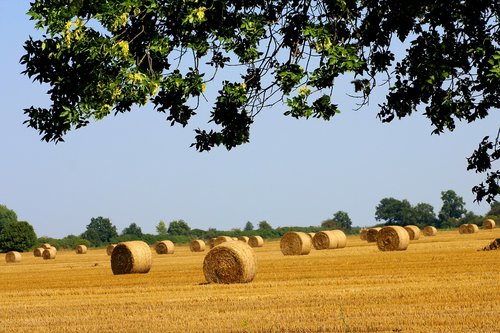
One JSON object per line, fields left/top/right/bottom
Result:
{"left": 0, "top": 3, "right": 498, "bottom": 238}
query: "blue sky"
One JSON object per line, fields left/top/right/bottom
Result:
{"left": 1, "top": 2, "right": 498, "bottom": 238}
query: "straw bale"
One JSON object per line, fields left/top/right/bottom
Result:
{"left": 238, "top": 236, "right": 249, "bottom": 243}
{"left": 41, "top": 243, "right": 51, "bottom": 249}
{"left": 5, "top": 251, "right": 21, "bottom": 263}
{"left": 42, "top": 248, "right": 56, "bottom": 260}
{"left": 106, "top": 244, "right": 117, "bottom": 256}
{"left": 75, "top": 245, "right": 87, "bottom": 254}
{"left": 280, "top": 232, "right": 312, "bottom": 255}
{"left": 214, "top": 236, "right": 233, "bottom": 246}
{"left": 313, "top": 231, "right": 339, "bottom": 250}
{"left": 208, "top": 238, "right": 216, "bottom": 248}
{"left": 376, "top": 226, "right": 409, "bottom": 251}
{"left": 203, "top": 241, "right": 256, "bottom": 284}
{"left": 111, "top": 241, "right": 152, "bottom": 275}
{"left": 190, "top": 239, "right": 206, "bottom": 252}
{"left": 404, "top": 225, "right": 421, "bottom": 240}
{"left": 155, "top": 240, "right": 175, "bottom": 254}
{"left": 307, "top": 233, "right": 316, "bottom": 240}
{"left": 483, "top": 219, "right": 496, "bottom": 230}
{"left": 33, "top": 247, "right": 44, "bottom": 257}
{"left": 366, "top": 228, "right": 381, "bottom": 242}
{"left": 360, "top": 228, "right": 368, "bottom": 241}
{"left": 458, "top": 224, "right": 468, "bottom": 234}
{"left": 481, "top": 238, "right": 500, "bottom": 251}
{"left": 331, "top": 230, "right": 347, "bottom": 248}
{"left": 423, "top": 226, "right": 437, "bottom": 236}
{"left": 466, "top": 224, "right": 479, "bottom": 234}
{"left": 248, "top": 235, "right": 264, "bottom": 248}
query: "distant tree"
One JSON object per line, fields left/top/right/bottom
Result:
{"left": 59, "top": 235, "right": 91, "bottom": 249}
{"left": 257, "top": 221, "right": 273, "bottom": 231}
{"left": 0, "top": 204, "right": 18, "bottom": 234}
{"left": 321, "top": 218, "right": 339, "bottom": 229}
{"left": 244, "top": 221, "right": 254, "bottom": 231}
{"left": 438, "top": 190, "right": 467, "bottom": 227}
{"left": 0, "top": 221, "right": 37, "bottom": 252}
{"left": 168, "top": 220, "right": 191, "bottom": 236}
{"left": 332, "top": 211, "right": 352, "bottom": 230}
{"left": 81, "top": 216, "right": 118, "bottom": 247}
{"left": 487, "top": 202, "right": 500, "bottom": 216}
{"left": 375, "top": 198, "right": 414, "bottom": 226}
{"left": 412, "top": 203, "right": 438, "bottom": 228}
{"left": 156, "top": 220, "right": 168, "bottom": 236}
{"left": 122, "top": 223, "right": 143, "bottom": 237}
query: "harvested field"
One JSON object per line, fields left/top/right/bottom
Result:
{"left": 0, "top": 229, "right": 499, "bottom": 332}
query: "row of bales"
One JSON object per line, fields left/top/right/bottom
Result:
{"left": 280, "top": 230, "right": 346, "bottom": 255}
{"left": 458, "top": 219, "right": 496, "bottom": 234}
{"left": 5, "top": 243, "right": 58, "bottom": 263}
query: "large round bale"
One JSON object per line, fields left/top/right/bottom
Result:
{"left": 238, "top": 236, "right": 249, "bottom": 243}
{"left": 280, "top": 232, "right": 312, "bottom": 255}
{"left": 360, "top": 228, "right": 368, "bottom": 241}
{"left": 376, "top": 226, "right": 410, "bottom": 251}
{"left": 190, "top": 239, "right": 206, "bottom": 252}
{"left": 214, "top": 236, "right": 233, "bottom": 246}
{"left": 75, "top": 245, "right": 87, "bottom": 254}
{"left": 5, "top": 251, "right": 21, "bottom": 263}
{"left": 155, "top": 240, "right": 175, "bottom": 254}
{"left": 458, "top": 224, "right": 469, "bottom": 234}
{"left": 466, "top": 224, "right": 479, "bottom": 234}
{"left": 106, "top": 244, "right": 117, "bottom": 256}
{"left": 366, "top": 228, "right": 381, "bottom": 242}
{"left": 307, "top": 232, "right": 316, "bottom": 240}
{"left": 33, "top": 247, "right": 44, "bottom": 257}
{"left": 313, "top": 231, "right": 339, "bottom": 250}
{"left": 42, "top": 248, "right": 56, "bottom": 260}
{"left": 483, "top": 219, "right": 496, "bottom": 230}
{"left": 404, "top": 225, "right": 421, "bottom": 240}
{"left": 111, "top": 241, "right": 152, "bottom": 275}
{"left": 203, "top": 241, "right": 256, "bottom": 284}
{"left": 41, "top": 243, "right": 51, "bottom": 249}
{"left": 248, "top": 235, "right": 264, "bottom": 248}
{"left": 331, "top": 230, "right": 347, "bottom": 248}
{"left": 423, "top": 226, "right": 437, "bottom": 236}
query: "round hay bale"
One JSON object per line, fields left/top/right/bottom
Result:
{"left": 203, "top": 241, "right": 256, "bottom": 284}
{"left": 214, "top": 236, "right": 233, "bottom": 246}
{"left": 5, "top": 251, "right": 21, "bottom": 263}
{"left": 376, "top": 226, "right": 410, "bottom": 251}
{"left": 404, "top": 225, "right": 421, "bottom": 240}
{"left": 106, "top": 244, "right": 117, "bottom": 256}
{"left": 238, "top": 236, "right": 249, "bottom": 243}
{"left": 190, "top": 239, "right": 206, "bottom": 252}
{"left": 307, "top": 232, "right": 316, "bottom": 240}
{"left": 423, "top": 226, "right": 437, "bottom": 236}
{"left": 466, "top": 224, "right": 479, "bottom": 234}
{"left": 41, "top": 243, "right": 51, "bottom": 249}
{"left": 111, "top": 241, "right": 152, "bottom": 275}
{"left": 331, "top": 230, "right": 347, "bottom": 248}
{"left": 458, "top": 224, "right": 469, "bottom": 234}
{"left": 313, "top": 231, "right": 339, "bottom": 250}
{"left": 280, "top": 232, "right": 312, "bottom": 255}
{"left": 208, "top": 238, "right": 216, "bottom": 248}
{"left": 75, "top": 245, "right": 87, "bottom": 254}
{"left": 232, "top": 237, "right": 238, "bottom": 241}
{"left": 155, "top": 240, "right": 175, "bottom": 254}
{"left": 483, "top": 219, "right": 496, "bottom": 229}
{"left": 33, "top": 247, "right": 44, "bottom": 257}
{"left": 248, "top": 236, "right": 264, "bottom": 248}
{"left": 42, "top": 248, "right": 56, "bottom": 260}
{"left": 366, "top": 228, "right": 381, "bottom": 242}
{"left": 360, "top": 228, "right": 368, "bottom": 241}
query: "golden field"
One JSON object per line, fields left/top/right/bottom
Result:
{"left": 1, "top": 229, "right": 499, "bottom": 333}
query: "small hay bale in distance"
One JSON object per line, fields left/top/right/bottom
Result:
{"left": 248, "top": 235, "right": 264, "bottom": 248}
{"left": 404, "top": 225, "right": 421, "bottom": 240}
{"left": 155, "top": 240, "right": 175, "bottom": 254}
{"left": 75, "top": 245, "right": 87, "bottom": 254}
{"left": 238, "top": 236, "right": 249, "bottom": 243}
{"left": 458, "top": 224, "right": 469, "bottom": 234}
{"left": 111, "top": 241, "right": 152, "bottom": 275}
{"left": 360, "top": 228, "right": 368, "bottom": 241}
{"left": 376, "top": 226, "right": 410, "bottom": 251}
{"left": 483, "top": 219, "right": 496, "bottom": 230}
{"left": 203, "top": 241, "right": 256, "bottom": 284}
{"left": 313, "top": 231, "right": 339, "bottom": 250}
{"left": 5, "top": 251, "right": 21, "bottom": 263}
{"left": 366, "top": 228, "right": 381, "bottom": 242}
{"left": 466, "top": 224, "right": 479, "bottom": 234}
{"left": 423, "top": 226, "right": 437, "bottom": 236}
{"left": 106, "top": 244, "right": 117, "bottom": 256}
{"left": 280, "top": 232, "right": 312, "bottom": 256}
{"left": 42, "top": 248, "right": 56, "bottom": 260}
{"left": 41, "top": 243, "right": 51, "bottom": 249}
{"left": 190, "top": 239, "right": 206, "bottom": 252}
{"left": 214, "top": 236, "right": 233, "bottom": 246}
{"left": 208, "top": 238, "right": 216, "bottom": 248}
{"left": 33, "top": 248, "right": 44, "bottom": 257}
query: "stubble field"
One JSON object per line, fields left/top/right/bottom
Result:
{"left": 1, "top": 229, "right": 499, "bottom": 332}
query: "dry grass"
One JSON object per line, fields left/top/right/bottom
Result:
{"left": 1, "top": 229, "right": 499, "bottom": 332}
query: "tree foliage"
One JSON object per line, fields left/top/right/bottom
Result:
{"left": 156, "top": 220, "right": 168, "bottom": 235}
{"left": 22, "top": 0, "right": 499, "bottom": 202}
{"left": 321, "top": 211, "right": 352, "bottom": 230}
{"left": 438, "top": 190, "right": 467, "bottom": 227}
{"left": 0, "top": 221, "right": 37, "bottom": 252}
{"left": 81, "top": 216, "right": 118, "bottom": 246}
{"left": 375, "top": 198, "right": 414, "bottom": 226}
{"left": 244, "top": 221, "right": 254, "bottom": 231}
{"left": 0, "top": 204, "right": 18, "bottom": 234}
{"left": 122, "top": 222, "right": 143, "bottom": 237}
{"left": 167, "top": 219, "right": 191, "bottom": 235}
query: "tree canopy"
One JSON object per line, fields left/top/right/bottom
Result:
{"left": 0, "top": 204, "right": 18, "bottom": 233}
{"left": 167, "top": 219, "right": 191, "bottom": 235}
{"left": 81, "top": 216, "right": 118, "bottom": 246}
{"left": 22, "top": 0, "right": 499, "bottom": 202}
{"left": 0, "top": 221, "right": 37, "bottom": 252}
